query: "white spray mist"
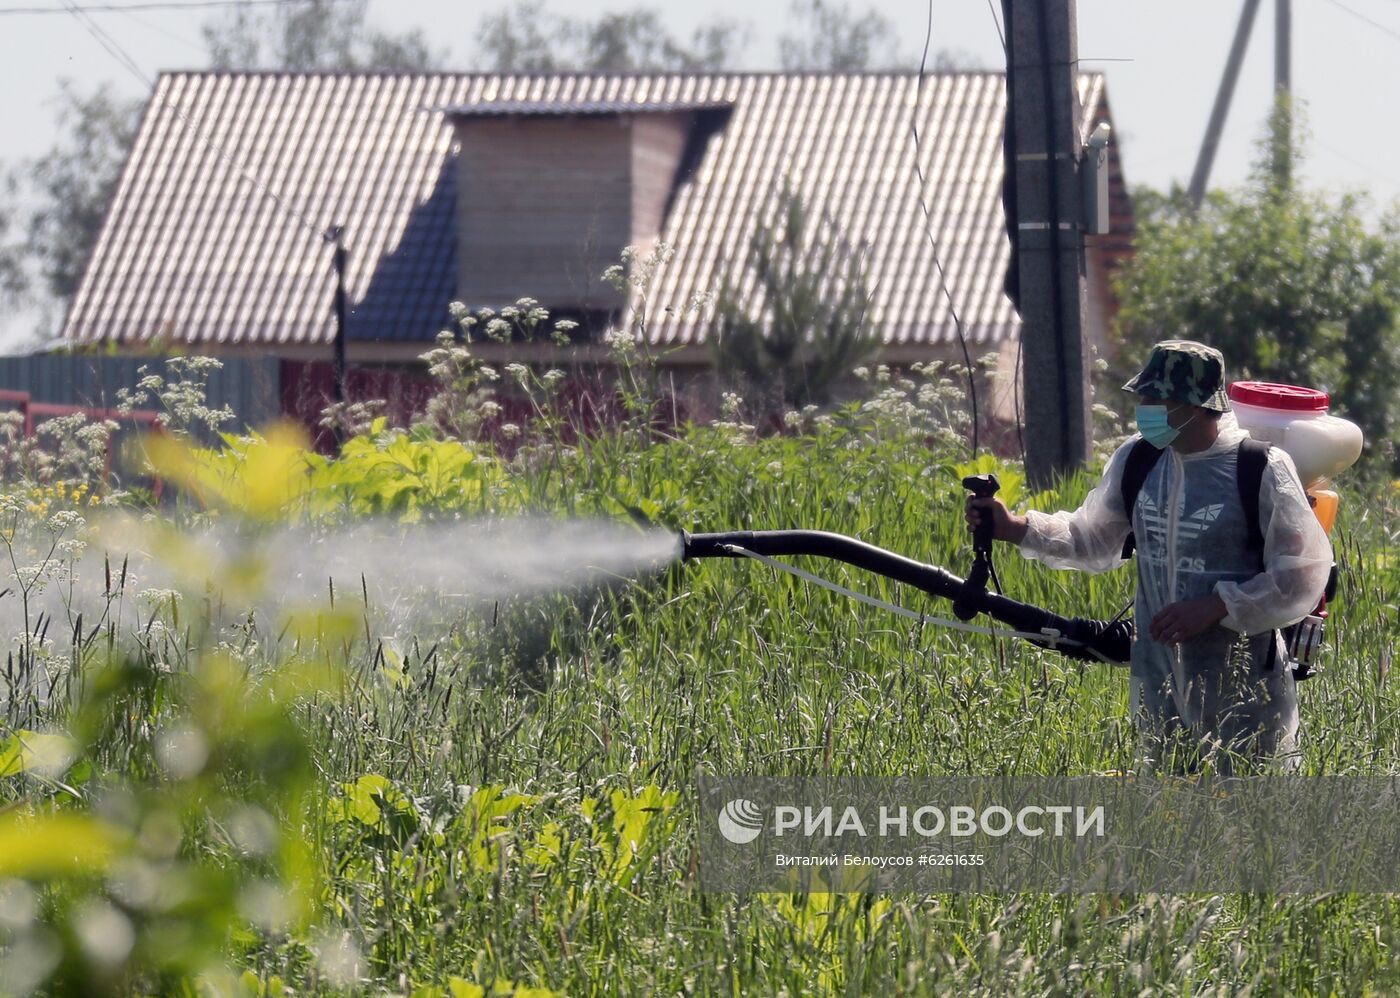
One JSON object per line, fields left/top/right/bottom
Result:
{"left": 0, "top": 517, "right": 683, "bottom": 652}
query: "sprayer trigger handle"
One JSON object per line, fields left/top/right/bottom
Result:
{"left": 962, "top": 473, "right": 1000, "bottom": 498}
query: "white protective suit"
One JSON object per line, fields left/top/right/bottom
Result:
{"left": 1017, "top": 411, "right": 1333, "bottom": 773}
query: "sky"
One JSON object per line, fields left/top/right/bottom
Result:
{"left": 1, "top": 0, "right": 1399, "bottom": 344}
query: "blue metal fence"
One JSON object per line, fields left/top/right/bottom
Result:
{"left": 0, "top": 354, "right": 283, "bottom": 432}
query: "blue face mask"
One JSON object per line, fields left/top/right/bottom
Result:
{"left": 1135, "top": 403, "right": 1195, "bottom": 449}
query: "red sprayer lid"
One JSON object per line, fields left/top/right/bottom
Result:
{"left": 1228, "top": 381, "right": 1330, "bottom": 412}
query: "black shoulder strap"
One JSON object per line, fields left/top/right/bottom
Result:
{"left": 1237, "top": 438, "right": 1270, "bottom": 558}
{"left": 1238, "top": 439, "right": 1299, "bottom": 678}
{"left": 1118, "top": 437, "right": 1165, "bottom": 560}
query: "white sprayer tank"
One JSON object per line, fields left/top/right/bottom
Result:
{"left": 1227, "top": 382, "right": 1363, "bottom": 490}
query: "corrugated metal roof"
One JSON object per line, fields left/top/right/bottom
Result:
{"left": 66, "top": 71, "right": 1113, "bottom": 351}
{"left": 440, "top": 99, "right": 734, "bottom": 116}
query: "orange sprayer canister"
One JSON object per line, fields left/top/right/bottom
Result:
{"left": 1309, "top": 489, "right": 1340, "bottom": 535}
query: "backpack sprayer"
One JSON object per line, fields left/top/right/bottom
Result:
{"left": 681, "top": 381, "right": 1362, "bottom": 674}
{"left": 1229, "top": 382, "right": 1362, "bottom": 675}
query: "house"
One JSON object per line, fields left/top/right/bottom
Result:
{"left": 60, "top": 71, "right": 1132, "bottom": 425}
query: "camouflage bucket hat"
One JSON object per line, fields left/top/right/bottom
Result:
{"left": 1121, "top": 339, "right": 1232, "bottom": 412}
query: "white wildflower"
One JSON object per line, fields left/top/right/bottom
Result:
{"left": 46, "top": 509, "right": 82, "bottom": 534}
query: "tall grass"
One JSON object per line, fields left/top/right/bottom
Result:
{"left": 0, "top": 344, "right": 1397, "bottom": 994}
{"left": 8, "top": 391, "right": 1400, "bottom": 991}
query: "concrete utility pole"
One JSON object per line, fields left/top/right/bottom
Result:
{"left": 1005, "top": 0, "right": 1091, "bottom": 487}
{"left": 1275, "top": 0, "right": 1292, "bottom": 186}
{"left": 1188, "top": 0, "right": 1263, "bottom": 208}
{"left": 328, "top": 223, "right": 348, "bottom": 405}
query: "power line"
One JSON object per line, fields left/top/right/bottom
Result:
{"left": 0, "top": 0, "right": 328, "bottom": 15}
{"left": 988, "top": 0, "right": 1026, "bottom": 463}
{"left": 1313, "top": 138, "right": 1400, "bottom": 189}
{"left": 67, "top": 1, "right": 149, "bottom": 83}
{"left": 912, "top": 0, "right": 980, "bottom": 459}
{"left": 985, "top": 0, "right": 1006, "bottom": 53}
{"left": 1320, "top": 0, "right": 1400, "bottom": 44}
{"left": 61, "top": 0, "right": 329, "bottom": 242}
{"left": 113, "top": 2, "right": 213, "bottom": 54}
{"left": 976, "top": 0, "right": 1027, "bottom": 462}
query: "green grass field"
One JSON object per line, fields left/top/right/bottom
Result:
{"left": 1, "top": 373, "right": 1398, "bottom": 996}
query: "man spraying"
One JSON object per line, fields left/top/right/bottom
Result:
{"left": 966, "top": 340, "right": 1333, "bottom": 774}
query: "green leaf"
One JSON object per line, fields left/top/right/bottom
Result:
{"left": 0, "top": 812, "right": 126, "bottom": 878}
{"left": 0, "top": 730, "right": 76, "bottom": 779}
{"left": 339, "top": 773, "right": 418, "bottom": 833}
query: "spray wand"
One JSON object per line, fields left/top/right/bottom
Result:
{"left": 679, "top": 526, "right": 1132, "bottom": 664}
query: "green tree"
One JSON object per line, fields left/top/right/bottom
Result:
{"left": 0, "top": 168, "right": 26, "bottom": 311}
{"left": 577, "top": 11, "right": 744, "bottom": 71}
{"left": 201, "top": 0, "right": 443, "bottom": 71}
{"left": 473, "top": 0, "right": 562, "bottom": 72}
{"left": 1114, "top": 102, "right": 1400, "bottom": 461}
{"left": 711, "top": 184, "right": 881, "bottom": 409}
{"left": 777, "top": 0, "right": 906, "bottom": 71}
{"left": 14, "top": 0, "right": 441, "bottom": 335}
{"left": 473, "top": 2, "right": 745, "bottom": 71}
{"left": 24, "top": 83, "right": 143, "bottom": 306}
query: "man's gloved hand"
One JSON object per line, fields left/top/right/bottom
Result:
{"left": 964, "top": 495, "right": 1029, "bottom": 545}
{"left": 1149, "top": 594, "right": 1228, "bottom": 645}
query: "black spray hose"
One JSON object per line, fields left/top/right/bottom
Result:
{"left": 680, "top": 529, "right": 1133, "bottom": 664}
